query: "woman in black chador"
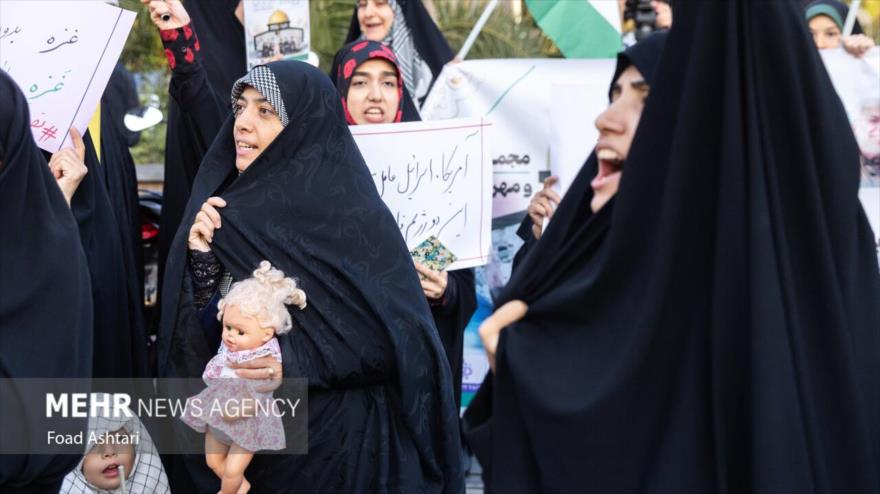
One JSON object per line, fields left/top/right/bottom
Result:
{"left": 332, "top": 39, "right": 477, "bottom": 407}
{"left": 157, "top": 59, "right": 463, "bottom": 492}
{"left": 0, "top": 72, "right": 93, "bottom": 492}
{"left": 465, "top": 1, "right": 880, "bottom": 492}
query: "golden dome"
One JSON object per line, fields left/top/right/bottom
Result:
{"left": 267, "top": 10, "right": 289, "bottom": 25}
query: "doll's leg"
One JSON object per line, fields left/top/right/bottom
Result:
{"left": 220, "top": 444, "right": 253, "bottom": 494}
{"left": 205, "top": 429, "right": 230, "bottom": 480}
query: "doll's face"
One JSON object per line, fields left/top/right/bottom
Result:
{"left": 222, "top": 304, "right": 274, "bottom": 352}
{"left": 81, "top": 428, "right": 135, "bottom": 490}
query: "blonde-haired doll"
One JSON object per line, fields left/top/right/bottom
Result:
{"left": 181, "top": 261, "right": 306, "bottom": 494}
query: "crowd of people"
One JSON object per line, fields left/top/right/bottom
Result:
{"left": 1, "top": 0, "right": 878, "bottom": 493}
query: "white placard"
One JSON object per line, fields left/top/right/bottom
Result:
{"left": 350, "top": 118, "right": 493, "bottom": 270}
{"left": 0, "top": 1, "right": 135, "bottom": 152}
{"left": 244, "top": 0, "right": 310, "bottom": 70}
{"left": 549, "top": 82, "right": 608, "bottom": 197}
{"left": 422, "top": 58, "right": 616, "bottom": 219}
{"left": 820, "top": 47, "right": 880, "bottom": 249}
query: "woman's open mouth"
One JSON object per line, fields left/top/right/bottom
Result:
{"left": 592, "top": 148, "right": 624, "bottom": 189}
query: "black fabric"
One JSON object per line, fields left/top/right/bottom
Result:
{"left": 102, "top": 64, "right": 143, "bottom": 295}
{"left": 158, "top": 61, "right": 463, "bottom": 493}
{"left": 185, "top": 0, "right": 246, "bottom": 99}
{"left": 510, "top": 33, "right": 668, "bottom": 276}
{"left": 0, "top": 72, "right": 93, "bottom": 489}
{"left": 105, "top": 62, "right": 142, "bottom": 147}
{"left": 332, "top": 39, "right": 475, "bottom": 406}
{"left": 99, "top": 63, "right": 148, "bottom": 365}
{"left": 609, "top": 31, "right": 668, "bottom": 100}
{"left": 331, "top": 39, "right": 422, "bottom": 123}
{"left": 344, "top": 0, "right": 454, "bottom": 80}
{"left": 431, "top": 269, "right": 476, "bottom": 408}
{"left": 157, "top": 3, "right": 245, "bottom": 316}
{"left": 466, "top": 1, "right": 880, "bottom": 492}
{"left": 805, "top": 0, "right": 864, "bottom": 35}
{"left": 58, "top": 130, "right": 147, "bottom": 378}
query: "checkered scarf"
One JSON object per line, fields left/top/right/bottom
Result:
{"left": 231, "top": 65, "right": 289, "bottom": 127}
{"left": 60, "top": 414, "right": 169, "bottom": 494}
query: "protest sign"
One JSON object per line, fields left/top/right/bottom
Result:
{"left": 549, "top": 83, "right": 607, "bottom": 197}
{"left": 820, "top": 47, "right": 880, "bottom": 250}
{"left": 244, "top": 0, "right": 310, "bottom": 70}
{"left": 350, "top": 118, "right": 493, "bottom": 271}
{"left": 0, "top": 1, "right": 135, "bottom": 152}
{"left": 422, "top": 58, "right": 616, "bottom": 405}
{"left": 422, "top": 58, "right": 615, "bottom": 219}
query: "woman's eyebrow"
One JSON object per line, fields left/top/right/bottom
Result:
{"left": 238, "top": 96, "right": 269, "bottom": 104}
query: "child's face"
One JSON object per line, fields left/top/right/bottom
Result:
{"left": 81, "top": 428, "right": 135, "bottom": 490}
{"left": 222, "top": 304, "right": 274, "bottom": 352}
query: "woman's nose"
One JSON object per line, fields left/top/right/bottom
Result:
{"left": 368, "top": 83, "right": 382, "bottom": 101}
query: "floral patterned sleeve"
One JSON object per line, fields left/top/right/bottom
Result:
{"left": 159, "top": 24, "right": 201, "bottom": 73}
{"left": 188, "top": 250, "right": 222, "bottom": 310}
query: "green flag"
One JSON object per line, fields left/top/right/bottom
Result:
{"left": 526, "top": 0, "right": 622, "bottom": 58}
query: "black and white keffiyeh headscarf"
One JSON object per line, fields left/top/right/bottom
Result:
{"left": 230, "top": 65, "right": 290, "bottom": 127}
{"left": 361, "top": 0, "right": 431, "bottom": 102}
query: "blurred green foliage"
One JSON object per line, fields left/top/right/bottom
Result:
{"left": 118, "top": 0, "right": 169, "bottom": 166}
{"left": 118, "top": 0, "right": 167, "bottom": 72}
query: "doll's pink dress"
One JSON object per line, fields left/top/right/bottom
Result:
{"left": 180, "top": 338, "right": 285, "bottom": 452}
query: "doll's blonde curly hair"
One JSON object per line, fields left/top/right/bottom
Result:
{"left": 216, "top": 261, "right": 306, "bottom": 335}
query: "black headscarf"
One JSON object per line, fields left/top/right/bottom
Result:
{"left": 185, "top": 0, "right": 246, "bottom": 98}
{"left": 805, "top": 0, "right": 864, "bottom": 35}
{"left": 332, "top": 39, "right": 421, "bottom": 123}
{"left": 510, "top": 32, "right": 668, "bottom": 274}
{"left": 468, "top": 1, "right": 880, "bottom": 491}
{"left": 332, "top": 39, "right": 477, "bottom": 407}
{"left": 0, "top": 71, "right": 93, "bottom": 490}
{"left": 158, "top": 0, "right": 246, "bottom": 313}
{"left": 158, "top": 61, "right": 463, "bottom": 493}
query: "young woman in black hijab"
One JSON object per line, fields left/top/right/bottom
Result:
{"left": 0, "top": 71, "right": 93, "bottom": 493}
{"left": 805, "top": 0, "right": 875, "bottom": 57}
{"left": 466, "top": 1, "right": 880, "bottom": 491}
{"left": 158, "top": 60, "right": 463, "bottom": 493}
{"left": 332, "top": 39, "right": 477, "bottom": 407}
{"left": 342, "top": 0, "right": 454, "bottom": 106}
{"left": 510, "top": 33, "right": 667, "bottom": 273}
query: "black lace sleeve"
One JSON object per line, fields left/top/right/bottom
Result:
{"left": 188, "top": 249, "right": 222, "bottom": 310}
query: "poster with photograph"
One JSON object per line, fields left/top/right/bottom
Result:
{"left": 820, "top": 47, "right": 880, "bottom": 257}
{"left": 244, "top": 0, "right": 310, "bottom": 70}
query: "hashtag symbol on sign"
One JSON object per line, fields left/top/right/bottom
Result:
{"left": 40, "top": 125, "right": 58, "bottom": 143}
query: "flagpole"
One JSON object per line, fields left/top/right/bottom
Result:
{"left": 456, "top": 0, "right": 500, "bottom": 61}
{"left": 843, "top": 0, "right": 861, "bottom": 36}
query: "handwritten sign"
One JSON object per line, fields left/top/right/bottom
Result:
{"left": 0, "top": 1, "right": 135, "bottom": 152}
{"left": 350, "top": 118, "right": 493, "bottom": 270}
{"left": 422, "top": 58, "right": 615, "bottom": 220}
{"left": 244, "top": 0, "right": 310, "bottom": 70}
